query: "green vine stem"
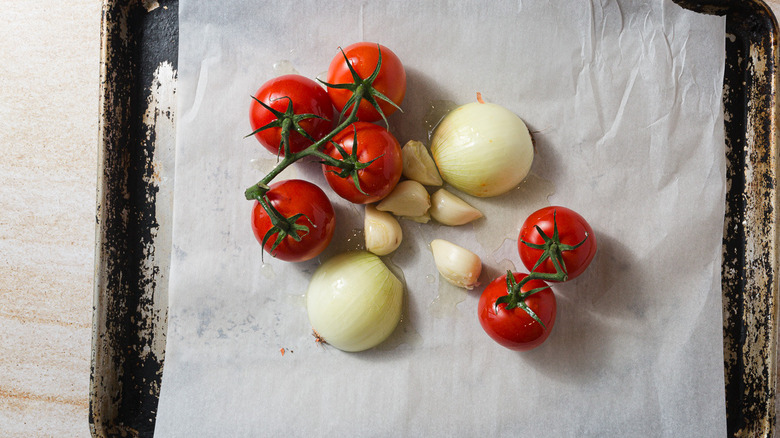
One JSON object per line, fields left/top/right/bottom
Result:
{"left": 244, "top": 45, "right": 395, "bottom": 203}
{"left": 244, "top": 45, "right": 401, "bottom": 256}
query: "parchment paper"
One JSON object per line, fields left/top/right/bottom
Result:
{"left": 156, "top": 1, "right": 728, "bottom": 436}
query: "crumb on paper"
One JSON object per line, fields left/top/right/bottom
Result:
{"left": 312, "top": 329, "right": 327, "bottom": 347}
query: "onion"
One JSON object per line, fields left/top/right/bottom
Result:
{"left": 430, "top": 102, "right": 533, "bottom": 197}
{"left": 306, "top": 251, "right": 403, "bottom": 352}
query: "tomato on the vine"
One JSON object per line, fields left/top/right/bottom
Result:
{"left": 251, "top": 179, "right": 336, "bottom": 262}
{"left": 321, "top": 122, "right": 403, "bottom": 204}
{"left": 518, "top": 206, "right": 596, "bottom": 281}
{"left": 326, "top": 42, "right": 406, "bottom": 122}
{"left": 249, "top": 74, "right": 334, "bottom": 155}
{"left": 478, "top": 272, "right": 556, "bottom": 351}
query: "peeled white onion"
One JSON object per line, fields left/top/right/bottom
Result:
{"left": 430, "top": 102, "right": 533, "bottom": 197}
{"left": 306, "top": 251, "right": 403, "bottom": 352}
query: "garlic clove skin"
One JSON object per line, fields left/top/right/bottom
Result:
{"left": 430, "top": 189, "right": 483, "bottom": 226}
{"left": 403, "top": 212, "right": 431, "bottom": 224}
{"left": 402, "top": 140, "right": 443, "bottom": 186}
{"left": 365, "top": 205, "right": 403, "bottom": 256}
{"left": 376, "top": 180, "right": 431, "bottom": 217}
{"left": 430, "top": 239, "right": 482, "bottom": 290}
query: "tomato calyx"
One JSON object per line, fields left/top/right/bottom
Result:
{"left": 246, "top": 95, "right": 329, "bottom": 158}
{"left": 494, "top": 271, "right": 553, "bottom": 328}
{"left": 321, "top": 127, "right": 384, "bottom": 196}
{"left": 256, "top": 195, "right": 314, "bottom": 261}
{"left": 519, "top": 209, "right": 589, "bottom": 277}
{"left": 319, "top": 44, "right": 402, "bottom": 128}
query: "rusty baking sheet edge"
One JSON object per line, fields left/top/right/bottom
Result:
{"left": 91, "top": 0, "right": 177, "bottom": 436}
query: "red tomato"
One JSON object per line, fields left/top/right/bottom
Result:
{"left": 321, "top": 122, "right": 403, "bottom": 204}
{"left": 251, "top": 179, "right": 336, "bottom": 262}
{"left": 249, "top": 74, "right": 334, "bottom": 155}
{"left": 518, "top": 206, "right": 596, "bottom": 281}
{"left": 326, "top": 42, "right": 406, "bottom": 122}
{"left": 478, "top": 273, "right": 556, "bottom": 351}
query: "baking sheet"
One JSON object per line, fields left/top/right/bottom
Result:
{"left": 155, "top": 0, "right": 728, "bottom": 436}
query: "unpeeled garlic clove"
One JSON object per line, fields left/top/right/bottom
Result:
{"left": 377, "top": 180, "right": 431, "bottom": 218}
{"left": 402, "top": 140, "right": 443, "bottom": 186}
{"left": 430, "top": 239, "right": 482, "bottom": 290}
{"left": 430, "top": 189, "right": 483, "bottom": 226}
{"left": 365, "top": 205, "right": 403, "bottom": 256}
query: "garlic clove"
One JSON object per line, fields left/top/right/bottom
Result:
{"left": 430, "top": 189, "right": 483, "bottom": 226}
{"left": 376, "top": 180, "right": 431, "bottom": 217}
{"left": 365, "top": 205, "right": 403, "bottom": 256}
{"left": 430, "top": 239, "right": 482, "bottom": 290}
{"left": 402, "top": 140, "right": 443, "bottom": 186}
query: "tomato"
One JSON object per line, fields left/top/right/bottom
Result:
{"left": 326, "top": 42, "right": 406, "bottom": 122}
{"left": 321, "top": 122, "right": 403, "bottom": 204}
{"left": 478, "top": 273, "right": 556, "bottom": 351}
{"left": 249, "top": 74, "right": 334, "bottom": 155}
{"left": 251, "top": 179, "right": 336, "bottom": 262}
{"left": 518, "top": 206, "right": 596, "bottom": 281}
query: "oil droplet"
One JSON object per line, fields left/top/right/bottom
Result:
{"left": 260, "top": 262, "right": 275, "bottom": 280}
{"left": 272, "top": 60, "right": 299, "bottom": 76}
{"left": 315, "top": 71, "right": 329, "bottom": 85}
{"left": 250, "top": 157, "right": 300, "bottom": 179}
{"left": 376, "top": 311, "right": 423, "bottom": 351}
{"left": 382, "top": 256, "right": 407, "bottom": 295}
{"left": 425, "top": 274, "right": 436, "bottom": 284}
{"left": 250, "top": 157, "right": 265, "bottom": 171}
{"left": 466, "top": 172, "right": 556, "bottom": 253}
{"left": 480, "top": 257, "right": 518, "bottom": 285}
{"left": 375, "top": 258, "right": 421, "bottom": 351}
{"left": 343, "top": 228, "right": 365, "bottom": 252}
{"left": 495, "top": 258, "right": 517, "bottom": 273}
{"left": 429, "top": 279, "right": 468, "bottom": 319}
{"left": 285, "top": 293, "right": 306, "bottom": 309}
{"left": 423, "top": 100, "right": 458, "bottom": 141}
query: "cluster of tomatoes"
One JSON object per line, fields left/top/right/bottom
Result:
{"left": 478, "top": 206, "right": 597, "bottom": 351}
{"left": 247, "top": 42, "right": 408, "bottom": 262}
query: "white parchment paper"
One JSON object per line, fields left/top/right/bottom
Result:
{"left": 156, "top": 1, "right": 728, "bottom": 436}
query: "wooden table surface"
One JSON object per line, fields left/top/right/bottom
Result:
{"left": 2, "top": 1, "right": 780, "bottom": 436}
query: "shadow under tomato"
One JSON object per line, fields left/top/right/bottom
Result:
{"left": 388, "top": 66, "right": 459, "bottom": 145}
{"left": 518, "top": 231, "right": 643, "bottom": 382}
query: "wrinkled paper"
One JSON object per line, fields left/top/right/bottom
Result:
{"left": 156, "top": 1, "right": 727, "bottom": 436}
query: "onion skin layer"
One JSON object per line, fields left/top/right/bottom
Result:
{"left": 306, "top": 251, "right": 403, "bottom": 352}
{"left": 430, "top": 102, "right": 533, "bottom": 197}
